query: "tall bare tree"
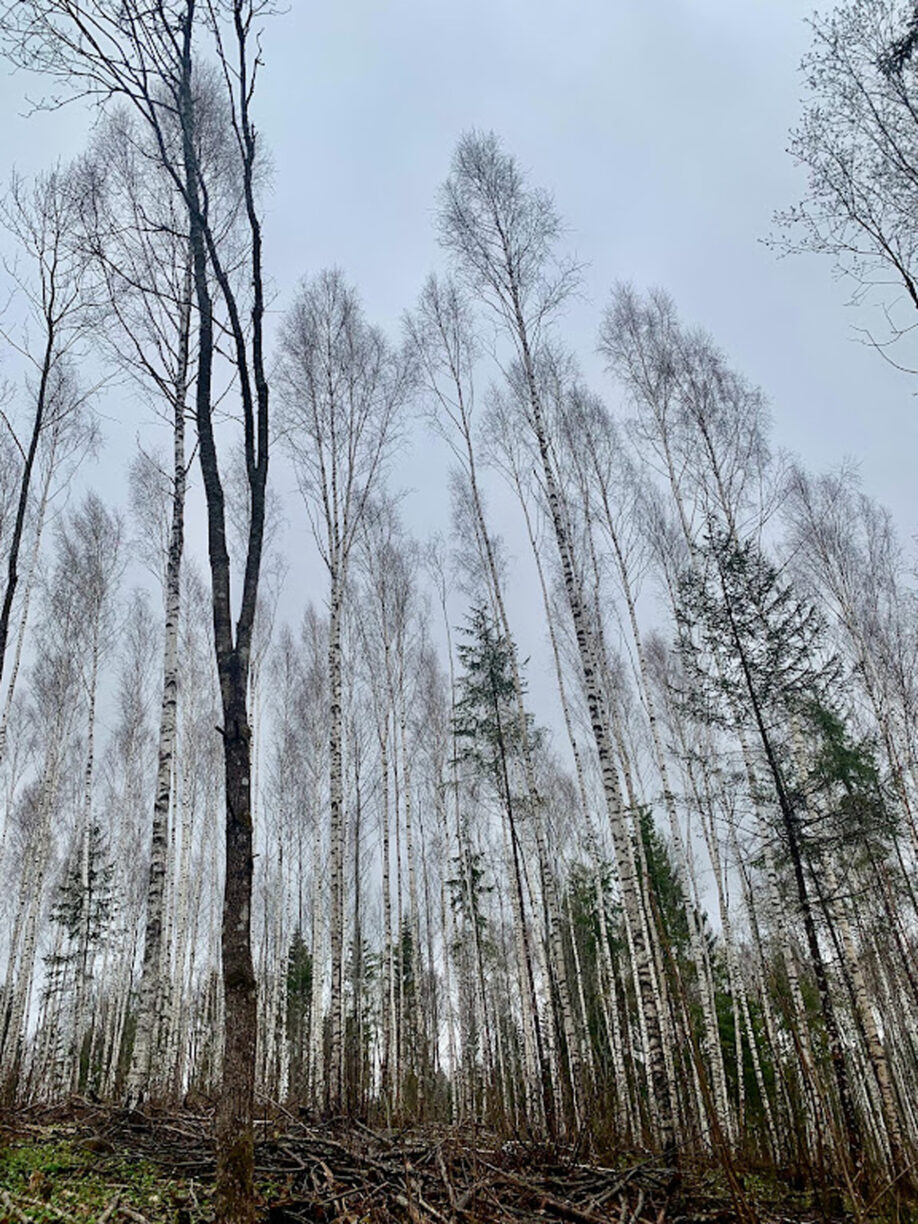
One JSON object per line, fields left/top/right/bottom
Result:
{"left": 0, "top": 167, "right": 92, "bottom": 693}
{"left": 73, "top": 104, "right": 198, "bottom": 1102}
{"left": 277, "top": 269, "right": 408, "bottom": 1108}
{"left": 1, "top": 5, "right": 273, "bottom": 1218}
{"left": 438, "top": 131, "right": 676, "bottom": 1152}
{"left": 777, "top": 0, "right": 918, "bottom": 353}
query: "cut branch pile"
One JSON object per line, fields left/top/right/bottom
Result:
{"left": 0, "top": 1101, "right": 849, "bottom": 1223}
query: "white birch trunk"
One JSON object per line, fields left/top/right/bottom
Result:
{"left": 515, "top": 337, "right": 675, "bottom": 1147}
{"left": 327, "top": 575, "right": 345, "bottom": 1110}
{"left": 128, "top": 288, "right": 189, "bottom": 1099}
{"left": 1, "top": 731, "right": 67, "bottom": 1094}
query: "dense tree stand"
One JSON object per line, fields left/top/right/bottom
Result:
{"left": 2, "top": 1, "right": 918, "bottom": 1213}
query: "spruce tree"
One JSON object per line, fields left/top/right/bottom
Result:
{"left": 675, "top": 525, "right": 874, "bottom": 1172}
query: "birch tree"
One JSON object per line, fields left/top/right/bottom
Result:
{"left": 777, "top": 0, "right": 918, "bottom": 349}
{"left": 97, "top": 589, "right": 157, "bottom": 1097}
{"left": 0, "top": 167, "right": 93, "bottom": 693}
{"left": 73, "top": 104, "right": 199, "bottom": 1101}
{"left": 439, "top": 131, "right": 676, "bottom": 1152}
{"left": 277, "top": 269, "right": 407, "bottom": 1109}
{"left": 1, "top": 4, "right": 275, "bottom": 1216}
{"left": 0, "top": 526, "right": 85, "bottom": 1097}
{"left": 408, "top": 276, "right": 587, "bottom": 1132}
{"left": 53, "top": 492, "right": 123, "bottom": 1092}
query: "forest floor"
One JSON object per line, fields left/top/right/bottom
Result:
{"left": 0, "top": 1100, "right": 910, "bottom": 1224}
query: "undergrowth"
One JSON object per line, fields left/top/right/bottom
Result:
{"left": 0, "top": 1137, "right": 304, "bottom": 1222}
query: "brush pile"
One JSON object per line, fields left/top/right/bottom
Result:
{"left": 0, "top": 1100, "right": 851, "bottom": 1222}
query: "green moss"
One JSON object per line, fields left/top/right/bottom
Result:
{"left": 0, "top": 1137, "right": 212, "bottom": 1222}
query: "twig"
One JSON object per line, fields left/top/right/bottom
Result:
{"left": 98, "top": 1191, "right": 122, "bottom": 1223}
{"left": 119, "top": 1206, "right": 153, "bottom": 1224}
{"left": 861, "top": 1158, "right": 917, "bottom": 1214}
{"left": 625, "top": 1186, "right": 644, "bottom": 1224}
{"left": 478, "top": 1159, "right": 614, "bottom": 1224}
{"left": 0, "top": 1189, "right": 30, "bottom": 1223}
{"left": 435, "top": 1144, "right": 458, "bottom": 1212}
{"left": 6, "top": 1190, "right": 80, "bottom": 1223}
{"left": 417, "top": 1190, "right": 451, "bottom": 1222}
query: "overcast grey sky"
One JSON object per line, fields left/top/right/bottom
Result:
{"left": 1, "top": 1, "right": 914, "bottom": 644}
{"left": 258, "top": 0, "right": 917, "bottom": 530}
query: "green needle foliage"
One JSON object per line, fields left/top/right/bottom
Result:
{"left": 675, "top": 524, "right": 898, "bottom": 873}
{"left": 452, "top": 603, "right": 534, "bottom": 789}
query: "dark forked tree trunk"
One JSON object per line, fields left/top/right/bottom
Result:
{"left": 0, "top": 328, "right": 53, "bottom": 687}
{"left": 177, "top": 6, "right": 268, "bottom": 1220}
